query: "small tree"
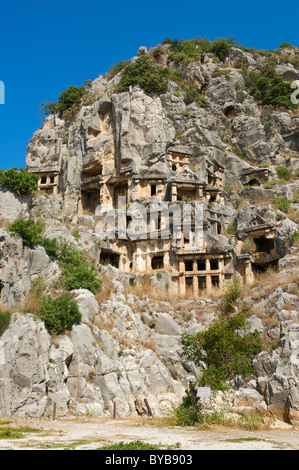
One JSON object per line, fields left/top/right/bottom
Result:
{"left": 173, "top": 382, "right": 203, "bottom": 426}
{"left": 181, "top": 277, "right": 262, "bottom": 391}
{"left": 56, "top": 86, "right": 87, "bottom": 115}
{"left": 57, "top": 242, "right": 102, "bottom": 294}
{"left": 210, "top": 36, "right": 236, "bottom": 61}
{"left": 9, "top": 218, "right": 45, "bottom": 248}
{"left": 37, "top": 294, "right": 81, "bottom": 336}
{"left": 115, "top": 55, "right": 170, "bottom": 95}
{"left": 105, "top": 60, "right": 130, "bottom": 80}
{"left": 0, "top": 168, "right": 39, "bottom": 195}
{"left": 40, "top": 85, "right": 87, "bottom": 120}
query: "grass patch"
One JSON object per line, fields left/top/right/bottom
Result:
{"left": 271, "top": 196, "right": 291, "bottom": 213}
{"left": 0, "top": 425, "right": 41, "bottom": 439}
{"left": 224, "top": 437, "right": 266, "bottom": 443}
{"left": 96, "top": 440, "right": 162, "bottom": 450}
{"left": 0, "top": 309, "right": 12, "bottom": 337}
{"left": 0, "top": 418, "right": 12, "bottom": 425}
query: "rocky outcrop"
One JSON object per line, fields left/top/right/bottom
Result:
{"left": 0, "top": 226, "right": 60, "bottom": 307}
{"left": 0, "top": 290, "right": 187, "bottom": 418}
{"left": 0, "top": 188, "right": 29, "bottom": 223}
{"left": 1, "top": 41, "right": 299, "bottom": 423}
{"left": 26, "top": 46, "right": 299, "bottom": 214}
{"left": 1, "top": 256, "right": 299, "bottom": 422}
{"left": 253, "top": 322, "right": 299, "bottom": 426}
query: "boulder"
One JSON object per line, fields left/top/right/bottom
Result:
{"left": 73, "top": 289, "right": 99, "bottom": 323}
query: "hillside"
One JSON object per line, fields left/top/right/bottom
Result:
{"left": 0, "top": 37, "right": 299, "bottom": 426}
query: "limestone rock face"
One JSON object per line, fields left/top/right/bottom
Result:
{"left": 1, "top": 257, "right": 299, "bottom": 421}
{"left": 0, "top": 307, "right": 186, "bottom": 418}
{"left": 0, "top": 314, "right": 50, "bottom": 418}
{"left": 0, "top": 226, "right": 60, "bottom": 307}
{"left": 0, "top": 188, "right": 29, "bottom": 223}
{"left": 112, "top": 89, "right": 176, "bottom": 172}
{"left": 0, "top": 42, "right": 299, "bottom": 421}
{"left": 251, "top": 323, "right": 299, "bottom": 426}
{"left": 24, "top": 43, "right": 299, "bottom": 219}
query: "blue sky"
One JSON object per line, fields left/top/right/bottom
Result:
{"left": 0, "top": 0, "right": 298, "bottom": 170}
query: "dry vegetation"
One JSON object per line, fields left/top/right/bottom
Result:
{"left": 244, "top": 266, "right": 299, "bottom": 302}
{"left": 0, "top": 219, "right": 10, "bottom": 230}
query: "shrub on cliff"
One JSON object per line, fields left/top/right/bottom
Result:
{"left": 105, "top": 60, "right": 130, "bottom": 80}
{"left": 41, "top": 238, "right": 102, "bottom": 294}
{"left": 209, "top": 36, "right": 236, "bottom": 61}
{"left": 9, "top": 221, "right": 101, "bottom": 294}
{"left": 37, "top": 294, "right": 81, "bottom": 336}
{"left": 276, "top": 165, "right": 292, "bottom": 181}
{"left": 242, "top": 67, "right": 296, "bottom": 109}
{"left": 0, "top": 168, "right": 39, "bottom": 196}
{"left": 162, "top": 38, "right": 203, "bottom": 65}
{"left": 271, "top": 196, "right": 291, "bottom": 213}
{"left": 9, "top": 218, "right": 45, "bottom": 248}
{"left": 57, "top": 242, "right": 102, "bottom": 294}
{"left": 181, "top": 277, "right": 262, "bottom": 392}
{"left": 0, "top": 309, "right": 11, "bottom": 337}
{"left": 115, "top": 55, "right": 170, "bottom": 95}
{"left": 40, "top": 85, "right": 87, "bottom": 120}
{"left": 163, "top": 36, "right": 236, "bottom": 62}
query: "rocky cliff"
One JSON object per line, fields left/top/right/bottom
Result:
{"left": 0, "top": 38, "right": 299, "bottom": 425}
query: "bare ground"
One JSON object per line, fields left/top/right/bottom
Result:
{"left": 0, "top": 416, "right": 298, "bottom": 450}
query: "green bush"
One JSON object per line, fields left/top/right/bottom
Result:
{"left": 242, "top": 67, "right": 296, "bottom": 109}
{"left": 163, "top": 36, "right": 236, "bottom": 62}
{"left": 105, "top": 60, "right": 130, "bottom": 80}
{"left": 241, "top": 239, "right": 256, "bottom": 255}
{"left": 39, "top": 237, "right": 60, "bottom": 261}
{"left": 271, "top": 196, "right": 291, "bottom": 213}
{"left": 115, "top": 55, "right": 170, "bottom": 95}
{"left": 167, "top": 51, "right": 194, "bottom": 66}
{"left": 219, "top": 275, "right": 242, "bottom": 314}
{"left": 181, "top": 277, "right": 262, "bottom": 391}
{"left": 292, "top": 189, "right": 299, "bottom": 203}
{"left": 0, "top": 168, "right": 39, "bottom": 196}
{"left": 57, "top": 86, "right": 87, "bottom": 114}
{"left": 0, "top": 310, "right": 11, "bottom": 337}
{"left": 276, "top": 165, "right": 292, "bottom": 181}
{"left": 57, "top": 242, "right": 102, "bottom": 294}
{"left": 37, "top": 294, "right": 81, "bottom": 336}
{"left": 209, "top": 36, "right": 236, "bottom": 61}
{"left": 163, "top": 38, "right": 202, "bottom": 65}
{"left": 40, "top": 85, "right": 87, "bottom": 118}
{"left": 97, "top": 441, "right": 161, "bottom": 451}
{"left": 7, "top": 223, "right": 101, "bottom": 294}
{"left": 183, "top": 84, "right": 208, "bottom": 107}
{"left": 173, "top": 383, "right": 204, "bottom": 426}
{"left": 290, "top": 230, "right": 299, "bottom": 244}
{"left": 9, "top": 218, "right": 45, "bottom": 248}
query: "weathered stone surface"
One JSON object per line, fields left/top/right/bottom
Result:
{"left": 0, "top": 229, "right": 60, "bottom": 307}
{"left": 0, "top": 313, "right": 50, "bottom": 418}
{"left": 0, "top": 43, "right": 299, "bottom": 422}
{"left": 0, "top": 188, "right": 29, "bottom": 223}
{"left": 73, "top": 289, "right": 99, "bottom": 323}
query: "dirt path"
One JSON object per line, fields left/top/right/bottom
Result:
{"left": 0, "top": 417, "right": 298, "bottom": 450}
